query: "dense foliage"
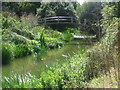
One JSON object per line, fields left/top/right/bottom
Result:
{"left": 37, "top": 2, "right": 78, "bottom": 30}
{"left": 2, "top": 1, "right": 119, "bottom": 88}
{"left": 2, "top": 2, "right": 40, "bottom": 16}
{"left": 77, "top": 2, "right": 103, "bottom": 38}
{"left": 2, "top": 2, "right": 78, "bottom": 30}
{"left": 2, "top": 14, "right": 69, "bottom": 64}
{"left": 37, "top": 2, "right": 77, "bottom": 18}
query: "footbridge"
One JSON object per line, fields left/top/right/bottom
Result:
{"left": 39, "top": 16, "right": 77, "bottom": 25}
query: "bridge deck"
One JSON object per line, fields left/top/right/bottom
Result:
{"left": 39, "top": 16, "right": 76, "bottom": 25}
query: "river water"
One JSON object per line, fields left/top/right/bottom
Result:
{"left": 2, "top": 40, "right": 92, "bottom": 77}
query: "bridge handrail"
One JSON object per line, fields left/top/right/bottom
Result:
{"left": 44, "top": 16, "right": 73, "bottom": 19}
{"left": 39, "top": 16, "right": 76, "bottom": 24}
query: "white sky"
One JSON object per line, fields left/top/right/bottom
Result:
{"left": 76, "top": 0, "right": 85, "bottom": 4}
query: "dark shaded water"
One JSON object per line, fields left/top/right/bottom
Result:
{"left": 2, "top": 40, "right": 91, "bottom": 76}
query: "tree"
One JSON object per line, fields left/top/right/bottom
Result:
{"left": 37, "top": 2, "right": 77, "bottom": 18}
{"left": 2, "top": 2, "right": 40, "bottom": 16}
{"left": 37, "top": 2, "right": 78, "bottom": 31}
{"left": 77, "top": 2, "right": 103, "bottom": 38}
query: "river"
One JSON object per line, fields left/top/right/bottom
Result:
{"left": 2, "top": 40, "right": 92, "bottom": 77}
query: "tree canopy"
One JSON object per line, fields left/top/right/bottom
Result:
{"left": 77, "top": 2, "right": 103, "bottom": 36}
{"left": 36, "top": 2, "right": 78, "bottom": 31}
{"left": 2, "top": 2, "right": 40, "bottom": 16}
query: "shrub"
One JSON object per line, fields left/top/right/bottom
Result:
{"left": 39, "top": 52, "right": 88, "bottom": 88}
{"left": 45, "top": 37, "right": 64, "bottom": 49}
{"left": 32, "top": 28, "right": 64, "bottom": 49}
{"left": 31, "top": 26, "right": 44, "bottom": 35}
{"left": 30, "top": 40, "right": 41, "bottom": 52}
{"left": 63, "top": 30, "right": 74, "bottom": 42}
{"left": 2, "top": 15, "right": 19, "bottom": 29}
{"left": 44, "top": 29, "right": 64, "bottom": 40}
{"left": 11, "top": 32, "right": 31, "bottom": 44}
{"left": 2, "top": 29, "right": 12, "bottom": 42}
{"left": 20, "top": 13, "right": 38, "bottom": 29}
{"left": 14, "top": 44, "right": 33, "bottom": 58}
{"left": 66, "top": 28, "right": 80, "bottom": 34}
{"left": 2, "top": 42, "right": 15, "bottom": 64}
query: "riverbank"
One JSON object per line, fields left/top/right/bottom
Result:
{"left": 2, "top": 45, "right": 89, "bottom": 88}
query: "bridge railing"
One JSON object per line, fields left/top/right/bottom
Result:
{"left": 39, "top": 16, "right": 76, "bottom": 24}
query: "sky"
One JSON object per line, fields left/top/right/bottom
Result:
{"left": 76, "top": 0, "right": 85, "bottom": 4}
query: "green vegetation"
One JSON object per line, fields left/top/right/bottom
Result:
{"left": 2, "top": 42, "right": 15, "bottom": 64}
{"left": 2, "top": 48, "right": 88, "bottom": 88}
{"left": 2, "top": 2, "right": 40, "bottom": 16}
{"left": 88, "top": 67, "right": 118, "bottom": 88}
{"left": 36, "top": 2, "right": 78, "bottom": 30}
{"left": 76, "top": 2, "right": 102, "bottom": 38}
{"left": 2, "top": 1, "right": 119, "bottom": 89}
{"left": 14, "top": 44, "right": 33, "bottom": 58}
{"left": 85, "top": 4, "right": 119, "bottom": 80}
{"left": 2, "top": 14, "right": 70, "bottom": 64}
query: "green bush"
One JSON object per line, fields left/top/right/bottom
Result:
{"left": 66, "top": 28, "right": 80, "bottom": 33}
{"left": 45, "top": 37, "right": 64, "bottom": 49}
{"left": 32, "top": 27, "right": 64, "bottom": 49}
{"left": 39, "top": 53, "right": 87, "bottom": 88}
{"left": 2, "top": 42, "right": 15, "bottom": 64}
{"left": 44, "top": 29, "right": 64, "bottom": 40}
{"left": 63, "top": 31, "right": 73, "bottom": 42}
{"left": 11, "top": 32, "right": 31, "bottom": 44}
{"left": 30, "top": 40, "right": 41, "bottom": 52}
{"left": 2, "top": 15, "right": 19, "bottom": 29}
{"left": 14, "top": 44, "right": 33, "bottom": 58}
